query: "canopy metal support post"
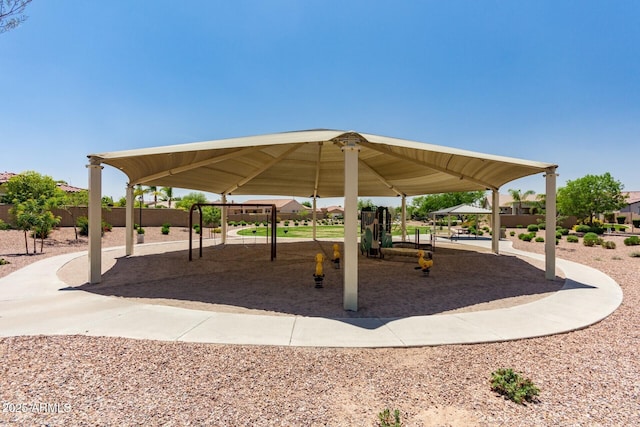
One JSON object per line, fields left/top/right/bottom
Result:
{"left": 545, "top": 167, "right": 558, "bottom": 280}
{"left": 342, "top": 139, "right": 360, "bottom": 311}
{"left": 221, "top": 194, "right": 227, "bottom": 244}
{"left": 87, "top": 160, "right": 103, "bottom": 284}
{"left": 125, "top": 184, "right": 134, "bottom": 255}
{"left": 312, "top": 197, "right": 317, "bottom": 241}
{"left": 491, "top": 189, "right": 500, "bottom": 254}
{"left": 401, "top": 195, "right": 407, "bottom": 242}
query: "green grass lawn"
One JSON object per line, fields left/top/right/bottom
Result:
{"left": 235, "top": 224, "right": 434, "bottom": 239}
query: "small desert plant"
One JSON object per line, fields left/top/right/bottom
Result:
{"left": 535, "top": 236, "right": 544, "bottom": 243}
{"left": 377, "top": 408, "right": 402, "bottom": 427}
{"left": 0, "top": 258, "right": 10, "bottom": 265}
{"left": 623, "top": 236, "right": 640, "bottom": 246}
{"left": 630, "top": 251, "right": 640, "bottom": 258}
{"left": 137, "top": 227, "right": 145, "bottom": 235}
{"left": 521, "top": 233, "right": 535, "bottom": 242}
{"left": 567, "top": 235, "right": 579, "bottom": 243}
{"left": 583, "top": 232, "right": 601, "bottom": 247}
{"left": 601, "top": 240, "right": 616, "bottom": 249}
{"left": 509, "top": 231, "right": 515, "bottom": 236}
{"left": 490, "top": 368, "right": 539, "bottom": 405}
{"left": 575, "top": 224, "right": 591, "bottom": 233}
{"left": 0, "top": 219, "right": 11, "bottom": 230}
{"left": 527, "top": 224, "right": 539, "bottom": 232}
{"left": 161, "top": 223, "right": 170, "bottom": 235}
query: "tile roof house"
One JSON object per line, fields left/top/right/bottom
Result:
{"left": 620, "top": 191, "right": 640, "bottom": 214}
{"left": 228, "top": 199, "right": 308, "bottom": 215}
{"left": 494, "top": 193, "right": 540, "bottom": 214}
{"left": 1, "top": 172, "right": 85, "bottom": 197}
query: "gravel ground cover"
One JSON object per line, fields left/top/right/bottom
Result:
{"left": 0, "top": 227, "right": 638, "bottom": 426}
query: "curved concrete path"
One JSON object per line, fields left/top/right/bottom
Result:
{"left": 0, "top": 239, "right": 623, "bottom": 347}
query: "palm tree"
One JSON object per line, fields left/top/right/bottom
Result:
{"left": 160, "top": 187, "right": 174, "bottom": 208}
{"left": 508, "top": 189, "right": 535, "bottom": 215}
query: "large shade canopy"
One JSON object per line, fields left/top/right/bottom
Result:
{"left": 431, "top": 204, "right": 494, "bottom": 216}
{"left": 88, "top": 129, "right": 557, "bottom": 197}
{"left": 86, "top": 129, "right": 559, "bottom": 311}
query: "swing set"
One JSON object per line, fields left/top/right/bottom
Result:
{"left": 188, "top": 203, "right": 277, "bottom": 261}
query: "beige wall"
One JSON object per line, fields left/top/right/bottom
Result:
{"left": 0, "top": 205, "right": 326, "bottom": 227}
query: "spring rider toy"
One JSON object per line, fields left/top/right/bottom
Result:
{"left": 415, "top": 250, "right": 433, "bottom": 276}
{"left": 313, "top": 253, "right": 325, "bottom": 288}
{"left": 332, "top": 243, "right": 341, "bottom": 269}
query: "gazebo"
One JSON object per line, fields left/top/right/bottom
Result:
{"left": 87, "top": 129, "right": 558, "bottom": 311}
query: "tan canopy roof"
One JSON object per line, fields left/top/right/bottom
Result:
{"left": 88, "top": 129, "right": 556, "bottom": 198}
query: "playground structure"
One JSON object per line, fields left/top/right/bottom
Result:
{"left": 188, "top": 203, "right": 277, "bottom": 261}
{"left": 360, "top": 207, "right": 393, "bottom": 257}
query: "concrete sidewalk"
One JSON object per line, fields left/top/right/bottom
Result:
{"left": 0, "top": 240, "right": 623, "bottom": 347}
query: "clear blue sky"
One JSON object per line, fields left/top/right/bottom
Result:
{"left": 1, "top": 0, "right": 638, "bottom": 207}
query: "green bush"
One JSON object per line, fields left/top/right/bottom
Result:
{"left": 632, "top": 219, "right": 640, "bottom": 228}
{"left": 623, "top": 236, "right": 640, "bottom": 246}
{"left": 77, "top": 216, "right": 89, "bottom": 236}
{"left": 555, "top": 231, "right": 562, "bottom": 240}
{"left": 601, "top": 240, "right": 616, "bottom": 249}
{"left": 193, "top": 224, "right": 200, "bottom": 234}
{"left": 575, "top": 224, "right": 591, "bottom": 233}
{"left": 567, "top": 235, "right": 579, "bottom": 243}
{"left": 558, "top": 228, "right": 569, "bottom": 235}
{"left": 521, "top": 233, "right": 534, "bottom": 242}
{"left": 0, "top": 257, "right": 9, "bottom": 265}
{"left": 518, "top": 233, "right": 527, "bottom": 240}
{"left": 583, "top": 232, "right": 601, "bottom": 247}
{"left": 161, "top": 224, "right": 170, "bottom": 235}
{"left": 509, "top": 231, "right": 515, "bottom": 236}
{"left": 630, "top": 251, "right": 640, "bottom": 258}
{"left": 490, "top": 368, "right": 540, "bottom": 405}
{"left": 0, "top": 219, "right": 11, "bottom": 230}
{"left": 137, "top": 227, "right": 145, "bottom": 235}
{"left": 527, "top": 224, "right": 539, "bottom": 232}
{"left": 535, "top": 236, "right": 544, "bottom": 242}
{"left": 377, "top": 408, "right": 402, "bottom": 427}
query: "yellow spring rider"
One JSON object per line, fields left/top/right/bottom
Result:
{"left": 415, "top": 250, "right": 433, "bottom": 276}
{"left": 313, "top": 253, "right": 325, "bottom": 288}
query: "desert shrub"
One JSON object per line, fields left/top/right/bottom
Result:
{"left": 521, "top": 233, "right": 534, "bottom": 242}
{"left": 558, "top": 228, "right": 569, "bottom": 235}
{"left": 601, "top": 240, "right": 616, "bottom": 249}
{"left": 583, "top": 232, "right": 601, "bottom": 247}
{"left": 490, "top": 368, "right": 540, "bottom": 405}
{"left": 161, "top": 223, "right": 170, "bottom": 235}
{"left": 102, "top": 221, "right": 112, "bottom": 232}
{"left": 535, "top": 236, "right": 544, "bottom": 242}
{"left": 567, "top": 235, "right": 579, "bottom": 243}
{"left": 537, "top": 222, "right": 546, "bottom": 230}
{"left": 630, "top": 251, "right": 640, "bottom": 258}
{"left": 509, "top": 231, "right": 515, "bottom": 236}
{"left": 0, "top": 219, "right": 11, "bottom": 230}
{"left": 377, "top": 408, "right": 402, "bottom": 427}
{"left": 516, "top": 224, "right": 524, "bottom": 229}
{"left": 76, "top": 216, "right": 89, "bottom": 236}
{"left": 527, "top": 224, "right": 539, "bottom": 232}
{"left": 193, "top": 224, "right": 200, "bottom": 234}
{"left": 575, "top": 224, "right": 591, "bottom": 233}
{"left": 555, "top": 231, "right": 562, "bottom": 240}
{"left": 284, "top": 220, "right": 290, "bottom": 226}
{"left": 623, "top": 236, "right": 640, "bottom": 246}
{"left": 0, "top": 258, "right": 9, "bottom": 265}
{"left": 518, "top": 233, "right": 527, "bottom": 240}
{"left": 632, "top": 219, "right": 640, "bottom": 228}
{"left": 137, "top": 227, "right": 145, "bottom": 235}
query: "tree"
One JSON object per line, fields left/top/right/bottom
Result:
{"left": 358, "top": 198, "right": 376, "bottom": 211}
{"left": 61, "top": 190, "right": 89, "bottom": 240}
{"left": 160, "top": 187, "right": 174, "bottom": 208}
{"left": 507, "top": 188, "right": 536, "bottom": 215}
{"left": 0, "top": 0, "right": 32, "bottom": 34}
{"left": 175, "top": 192, "right": 208, "bottom": 210}
{"left": 408, "top": 191, "right": 486, "bottom": 220}
{"left": 301, "top": 201, "right": 312, "bottom": 208}
{"left": 557, "top": 173, "right": 627, "bottom": 225}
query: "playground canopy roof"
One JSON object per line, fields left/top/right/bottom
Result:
{"left": 88, "top": 129, "right": 557, "bottom": 198}
{"left": 430, "top": 204, "right": 494, "bottom": 216}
